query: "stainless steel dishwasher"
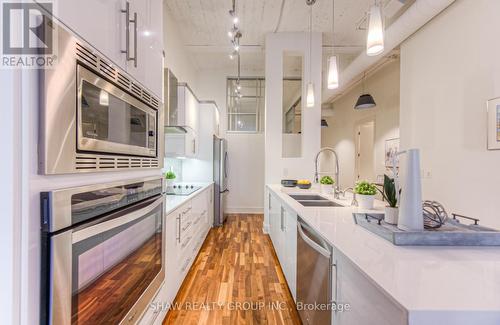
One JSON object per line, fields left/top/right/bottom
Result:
{"left": 296, "top": 217, "right": 334, "bottom": 325}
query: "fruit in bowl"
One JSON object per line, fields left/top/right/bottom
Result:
{"left": 297, "top": 179, "right": 312, "bottom": 189}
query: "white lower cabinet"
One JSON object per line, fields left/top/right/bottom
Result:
{"left": 282, "top": 206, "right": 297, "bottom": 301}
{"left": 267, "top": 192, "right": 297, "bottom": 300}
{"left": 334, "top": 250, "right": 408, "bottom": 325}
{"left": 139, "top": 185, "right": 213, "bottom": 324}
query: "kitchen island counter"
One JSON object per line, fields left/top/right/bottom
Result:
{"left": 267, "top": 184, "right": 500, "bottom": 325}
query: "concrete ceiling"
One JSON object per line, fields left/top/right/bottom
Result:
{"left": 165, "top": 0, "right": 411, "bottom": 90}
{"left": 165, "top": 0, "right": 381, "bottom": 68}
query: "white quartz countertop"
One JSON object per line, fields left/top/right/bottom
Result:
{"left": 164, "top": 182, "right": 213, "bottom": 215}
{"left": 267, "top": 184, "right": 500, "bottom": 324}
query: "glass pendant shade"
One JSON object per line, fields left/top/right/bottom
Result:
{"left": 327, "top": 55, "right": 339, "bottom": 89}
{"left": 306, "top": 82, "right": 315, "bottom": 108}
{"left": 366, "top": 5, "right": 384, "bottom": 56}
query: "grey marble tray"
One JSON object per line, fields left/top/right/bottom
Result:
{"left": 353, "top": 213, "right": 500, "bottom": 246}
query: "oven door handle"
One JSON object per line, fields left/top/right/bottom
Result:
{"left": 72, "top": 195, "right": 164, "bottom": 244}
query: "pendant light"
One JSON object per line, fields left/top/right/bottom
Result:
{"left": 366, "top": 3, "right": 384, "bottom": 56}
{"left": 354, "top": 72, "right": 376, "bottom": 109}
{"left": 306, "top": 0, "right": 316, "bottom": 108}
{"left": 327, "top": 0, "right": 339, "bottom": 89}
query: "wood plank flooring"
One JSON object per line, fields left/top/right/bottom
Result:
{"left": 163, "top": 214, "right": 301, "bottom": 325}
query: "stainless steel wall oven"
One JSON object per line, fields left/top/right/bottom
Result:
{"left": 40, "top": 177, "right": 165, "bottom": 325}
{"left": 39, "top": 20, "right": 163, "bottom": 175}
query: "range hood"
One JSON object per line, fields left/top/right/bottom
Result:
{"left": 164, "top": 70, "right": 196, "bottom": 134}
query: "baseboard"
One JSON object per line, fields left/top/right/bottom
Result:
{"left": 262, "top": 223, "right": 270, "bottom": 234}
{"left": 225, "top": 207, "right": 264, "bottom": 214}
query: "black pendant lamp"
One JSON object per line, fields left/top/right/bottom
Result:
{"left": 354, "top": 72, "right": 376, "bottom": 109}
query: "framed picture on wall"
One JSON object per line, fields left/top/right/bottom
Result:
{"left": 385, "top": 138, "right": 400, "bottom": 168}
{"left": 487, "top": 97, "right": 500, "bottom": 150}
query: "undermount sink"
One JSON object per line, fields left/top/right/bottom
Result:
{"left": 289, "top": 194, "right": 344, "bottom": 207}
{"left": 289, "top": 194, "right": 327, "bottom": 201}
{"left": 298, "top": 201, "right": 344, "bottom": 207}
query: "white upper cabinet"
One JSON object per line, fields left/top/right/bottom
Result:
{"left": 126, "top": 0, "right": 163, "bottom": 97}
{"left": 56, "top": 0, "right": 126, "bottom": 70}
{"left": 55, "top": 0, "right": 163, "bottom": 98}
{"left": 178, "top": 85, "right": 199, "bottom": 157}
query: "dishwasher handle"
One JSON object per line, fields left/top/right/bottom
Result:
{"left": 297, "top": 221, "right": 331, "bottom": 258}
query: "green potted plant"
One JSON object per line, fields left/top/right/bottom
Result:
{"left": 381, "top": 175, "right": 399, "bottom": 224}
{"left": 354, "top": 180, "right": 377, "bottom": 209}
{"left": 165, "top": 169, "right": 176, "bottom": 188}
{"left": 320, "top": 176, "right": 334, "bottom": 194}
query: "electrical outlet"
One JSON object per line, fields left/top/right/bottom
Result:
{"left": 283, "top": 168, "right": 288, "bottom": 177}
{"left": 421, "top": 169, "right": 432, "bottom": 179}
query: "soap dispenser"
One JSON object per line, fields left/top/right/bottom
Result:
{"left": 397, "top": 148, "right": 424, "bottom": 231}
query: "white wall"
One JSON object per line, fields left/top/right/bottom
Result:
{"left": 163, "top": 3, "right": 198, "bottom": 91}
{"left": 1, "top": 68, "right": 20, "bottom": 325}
{"left": 321, "top": 60, "right": 400, "bottom": 189}
{"left": 196, "top": 68, "right": 266, "bottom": 213}
{"left": 264, "top": 32, "right": 322, "bottom": 185}
{"left": 400, "top": 0, "right": 500, "bottom": 230}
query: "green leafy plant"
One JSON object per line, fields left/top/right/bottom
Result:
{"left": 165, "top": 171, "right": 176, "bottom": 180}
{"left": 320, "top": 176, "right": 334, "bottom": 185}
{"left": 381, "top": 175, "right": 398, "bottom": 208}
{"left": 354, "top": 180, "right": 377, "bottom": 196}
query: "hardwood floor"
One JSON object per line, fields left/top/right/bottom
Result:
{"left": 163, "top": 214, "right": 301, "bottom": 325}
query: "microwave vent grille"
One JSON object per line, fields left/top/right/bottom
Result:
{"left": 131, "top": 83, "right": 142, "bottom": 98}
{"left": 75, "top": 42, "right": 160, "bottom": 110}
{"left": 76, "top": 43, "right": 98, "bottom": 69}
{"left": 75, "top": 156, "right": 159, "bottom": 172}
{"left": 98, "top": 59, "right": 117, "bottom": 81}
{"left": 117, "top": 72, "right": 131, "bottom": 90}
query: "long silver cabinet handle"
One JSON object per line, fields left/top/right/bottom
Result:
{"left": 121, "top": 2, "right": 137, "bottom": 67}
{"left": 120, "top": 2, "right": 130, "bottom": 60}
{"left": 132, "top": 11, "right": 137, "bottom": 67}
{"left": 177, "top": 214, "right": 181, "bottom": 243}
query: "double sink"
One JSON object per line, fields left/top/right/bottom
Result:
{"left": 289, "top": 194, "right": 344, "bottom": 207}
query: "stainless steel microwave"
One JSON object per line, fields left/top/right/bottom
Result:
{"left": 39, "top": 19, "right": 163, "bottom": 174}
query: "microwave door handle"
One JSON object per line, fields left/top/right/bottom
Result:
{"left": 72, "top": 196, "right": 163, "bottom": 244}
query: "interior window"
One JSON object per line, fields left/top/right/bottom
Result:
{"left": 226, "top": 78, "right": 265, "bottom": 132}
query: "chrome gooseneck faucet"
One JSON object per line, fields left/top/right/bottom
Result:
{"left": 314, "top": 147, "right": 340, "bottom": 198}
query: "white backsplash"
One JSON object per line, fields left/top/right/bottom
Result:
{"left": 163, "top": 158, "right": 184, "bottom": 182}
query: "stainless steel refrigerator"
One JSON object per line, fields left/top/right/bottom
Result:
{"left": 213, "top": 136, "right": 228, "bottom": 226}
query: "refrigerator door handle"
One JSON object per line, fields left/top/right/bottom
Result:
{"left": 224, "top": 152, "right": 228, "bottom": 178}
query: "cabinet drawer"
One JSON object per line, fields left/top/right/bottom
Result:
{"left": 180, "top": 204, "right": 193, "bottom": 230}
